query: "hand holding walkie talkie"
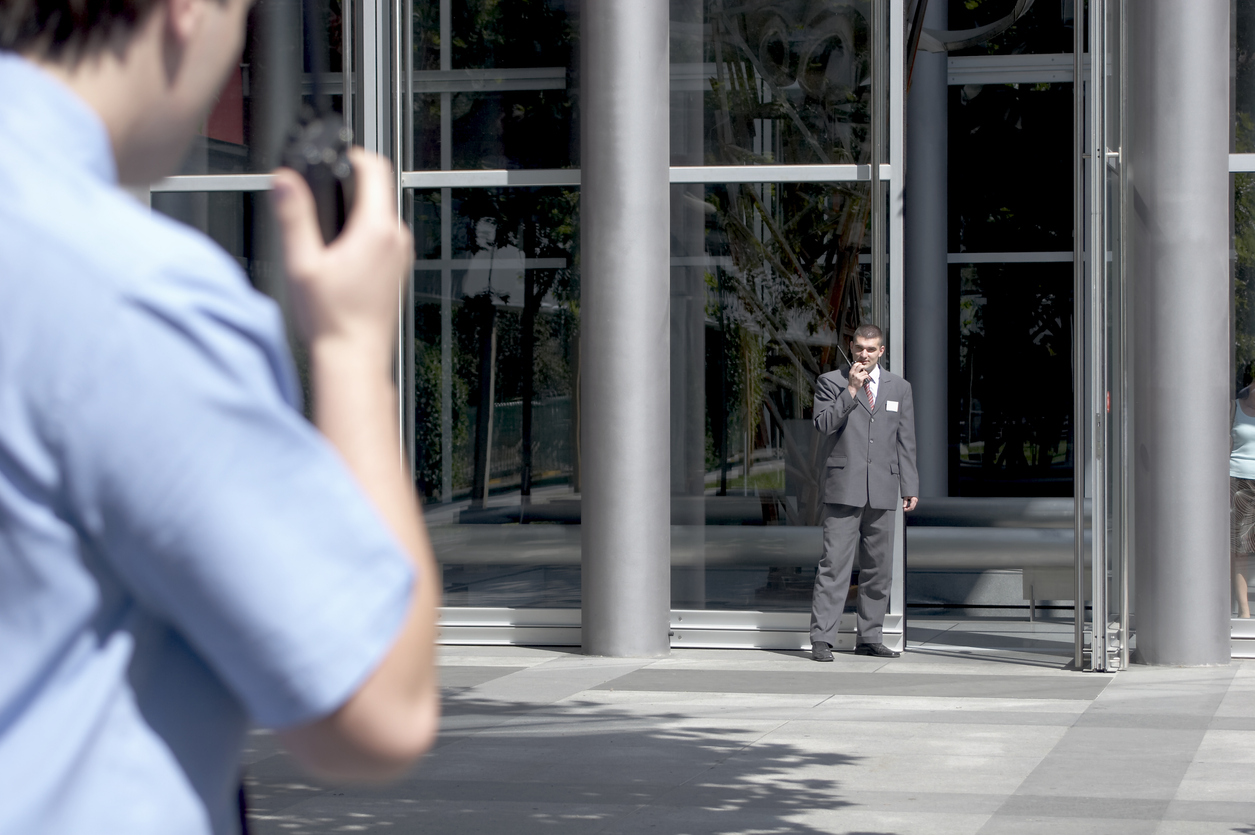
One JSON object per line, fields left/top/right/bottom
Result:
{"left": 280, "top": 106, "right": 355, "bottom": 244}
{"left": 271, "top": 0, "right": 411, "bottom": 348}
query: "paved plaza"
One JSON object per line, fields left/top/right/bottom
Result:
{"left": 243, "top": 621, "right": 1255, "bottom": 834}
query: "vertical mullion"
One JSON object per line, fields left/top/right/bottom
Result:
{"left": 869, "top": 0, "right": 885, "bottom": 331}
{"left": 888, "top": 0, "right": 906, "bottom": 637}
{"left": 362, "top": 0, "right": 378, "bottom": 152}
{"left": 439, "top": 0, "right": 453, "bottom": 503}
{"left": 1073, "top": 0, "right": 1087, "bottom": 670}
{"left": 1089, "top": 0, "right": 1108, "bottom": 672}
{"left": 1118, "top": 0, "right": 1130, "bottom": 672}
{"left": 343, "top": 0, "right": 353, "bottom": 134}
{"left": 394, "top": 0, "right": 406, "bottom": 464}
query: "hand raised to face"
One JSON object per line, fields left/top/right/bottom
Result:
{"left": 847, "top": 361, "right": 870, "bottom": 398}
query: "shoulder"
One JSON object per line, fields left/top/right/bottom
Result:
{"left": 5, "top": 175, "right": 287, "bottom": 353}
{"left": 882, "top": 370, "right": 912, "bottom": 392}
{"left": 0, "top": 179, "right": 298, "bottom": 416}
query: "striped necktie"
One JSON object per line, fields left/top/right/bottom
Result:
{"left": 866, "top": 379, "right": 875, "bottom": 410}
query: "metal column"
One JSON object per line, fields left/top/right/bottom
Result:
{"left": 1128, "top": 0, "right": 1231, "bottom": 665}
{"left": 580, "top": 0, "right": 671, "bottom": 657}
{"left": 904, "top": 0, "right": 948, "bottom": 498}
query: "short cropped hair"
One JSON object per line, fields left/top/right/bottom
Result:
{"left": 852, "top": 323, "right": 883, "bottom": 345}
{"left": 0, "top": 0, "right": 160, "bottom": 62}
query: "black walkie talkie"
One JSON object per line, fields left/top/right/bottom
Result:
{"left": 279, "top": 0, "right": 355, "bottom": 243}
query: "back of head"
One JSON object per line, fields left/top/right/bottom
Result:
{"left": 0, "top": 0, "right": 159, "bottom": 63}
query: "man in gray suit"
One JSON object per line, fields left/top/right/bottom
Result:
{"left": 810, "top": 324, "right": 918, "bottom": 661}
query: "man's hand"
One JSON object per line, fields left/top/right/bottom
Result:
{"left": 847, "top": 361, "right": 870, "bottom": 398}
{"left": 272, "top": 150, "right": 413, "bottom": 365}
{"left": 903, "top": 496, "right": 918, "bottom": 512}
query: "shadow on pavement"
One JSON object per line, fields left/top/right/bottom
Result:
{"left": 244, "top": 690, "right": 897, "bottom": 835}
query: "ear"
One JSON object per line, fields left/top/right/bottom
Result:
{"left": 164, "top": 0, "right": 205, "bottom": 45}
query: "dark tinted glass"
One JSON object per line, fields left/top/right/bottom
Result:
{"left": 409, "top": 0, "right": 577, "bottom": 170}
{"left": 953, "top": 262, "right": 1073, "bottom": 497}
{"left": 670, "top": 0, "right": 874, "bottom": 166}
{"left": 947, "top": 0, "right": 1075, "bottom": 56}
{"left": 949, "top": 83, "right": 1072, "bottom": 253}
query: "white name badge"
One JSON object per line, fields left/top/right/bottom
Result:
{"left": 886, "top": 400, "right": 899, "bottom": 412}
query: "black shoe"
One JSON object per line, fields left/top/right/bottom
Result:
{"left": 811, "top": 641, "right": 834, "bottom": 662}
{"left": 855, "top": 642, "right": 901, "bottom": 658}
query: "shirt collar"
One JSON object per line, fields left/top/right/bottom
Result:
{"left": 869, "top": 363, "right": 882, "bottom": 385}
{"left": 0, "top": 51, "right": 117, "bottom": 185}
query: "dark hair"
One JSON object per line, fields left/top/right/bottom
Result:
{"left": 852, "top": 323, "right": 883, "bottom": 345}
{"left": 0, "top": 0, "right": 160, "bottom": 62}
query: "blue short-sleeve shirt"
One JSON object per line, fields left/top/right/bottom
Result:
{"left": 0, "top": 54, "right": 415, "bottom": 834}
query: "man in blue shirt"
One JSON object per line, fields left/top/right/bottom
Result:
{"left": 0, "top": 0, "right": 440, "bottom": 832}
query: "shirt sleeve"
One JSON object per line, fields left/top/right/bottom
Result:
{"left": 53, "top": 257, "right": 414, "bottom": 730}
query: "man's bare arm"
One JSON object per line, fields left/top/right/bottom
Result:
{"left": 270, "top": 151, "right": 439, "bottom": 780}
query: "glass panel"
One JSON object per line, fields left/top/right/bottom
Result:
{"left": 1235, "top": 0, "right": 1255, "bottom": 153}
{"left": 179, "top": 0, "right": 351, "bottom": 176}
{"left": 947, "top": 0, "right": 1075, "bottom": 56}
{"left": 670, "top": 1, "right": 873, "bottom": 166}
{"left": 949, "top": 82, "right": 1072, "bottom": 253}
{"left": 410, "top": 186, "right": 581, "bottom": 608}
{"left": 1234, "top": 0, "right": 1255, "bottom": 628}
{"left": 1233, "top": 172, "right": 1255, "bottom": 619}
{"left": 670, "top": 179, "right": 872, "bottom": 611}
{"left": 953, "top": 262, "right": 1073, "bottom": 497}
{"left": 409, "top": 1, "right": 577, "bottom": 171}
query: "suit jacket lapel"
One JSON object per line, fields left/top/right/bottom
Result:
{"left": 871, "top": 373, "right": 890, "bottom": 416}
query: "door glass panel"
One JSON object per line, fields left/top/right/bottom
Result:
{"left": 410, "top": 185, "right": 581, "bottom": 608}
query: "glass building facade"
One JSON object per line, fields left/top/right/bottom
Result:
{"left": 149, "top": 0, "right": 1244, "bottom": 668}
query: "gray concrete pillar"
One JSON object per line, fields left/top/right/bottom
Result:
{"left": 1129, "top": 0, "right": 1230, "bottom": 665}
{"left": 904, "top": 0, "right": 948, "bottom": 498}
{"left": 580, "top": 0, "right": 671, "bottom": 656}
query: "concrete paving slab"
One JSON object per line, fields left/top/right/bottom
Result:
{"left": 995, "top": 794, "right": 1169, "bottom": 819}
{"left": 1189, "top": 729, "right": 1255, "bottom": 764}
{"left": 978, "top": 816, "right": 1160, "bottom": 834}
{"left": 1164, "top": 799, "right": 1255, "bottom": 823}
{"left": 808, "top": 693, "right": 1090, "bottom": 714}
{"left": 1044, "top": 727, "right": 1206, "bottom": 759}
{"left": 1154, "top": 822, "right": 1255, "bottom": 835}
{"left": 594, "top": 669, "right": 1110, "bottom": 700}
{"left": 753, "top": 719, "right": 1066, "bottom": 759}
{"left": 1011, "top": 753, "right": 1196, "bottom": 800}
{"left": 595, "top": 804, "right": 993, "bottom": 835}
{"left": 1174, "top": 760, "right": 1255, "bottom": 802}
{"left": 440, "top": 665, "right": 528, "bottom": 689}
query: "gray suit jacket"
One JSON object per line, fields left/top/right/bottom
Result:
{"left": 812, "top": 366, "right": 919, "bottom": 510}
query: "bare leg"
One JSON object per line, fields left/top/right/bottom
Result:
{"left": 1234, "top": 551, "right": 1251, "bottom": 619}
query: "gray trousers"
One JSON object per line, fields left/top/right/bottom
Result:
{"left": 809, "top": 502, "right": 895, "bottom": 645}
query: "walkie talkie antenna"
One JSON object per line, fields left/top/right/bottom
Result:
{"left": 281, "top": 0, "right": 356, "bottom": 242}
{"left": 302, "top": 0, "right": 332, "bottom": 115}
